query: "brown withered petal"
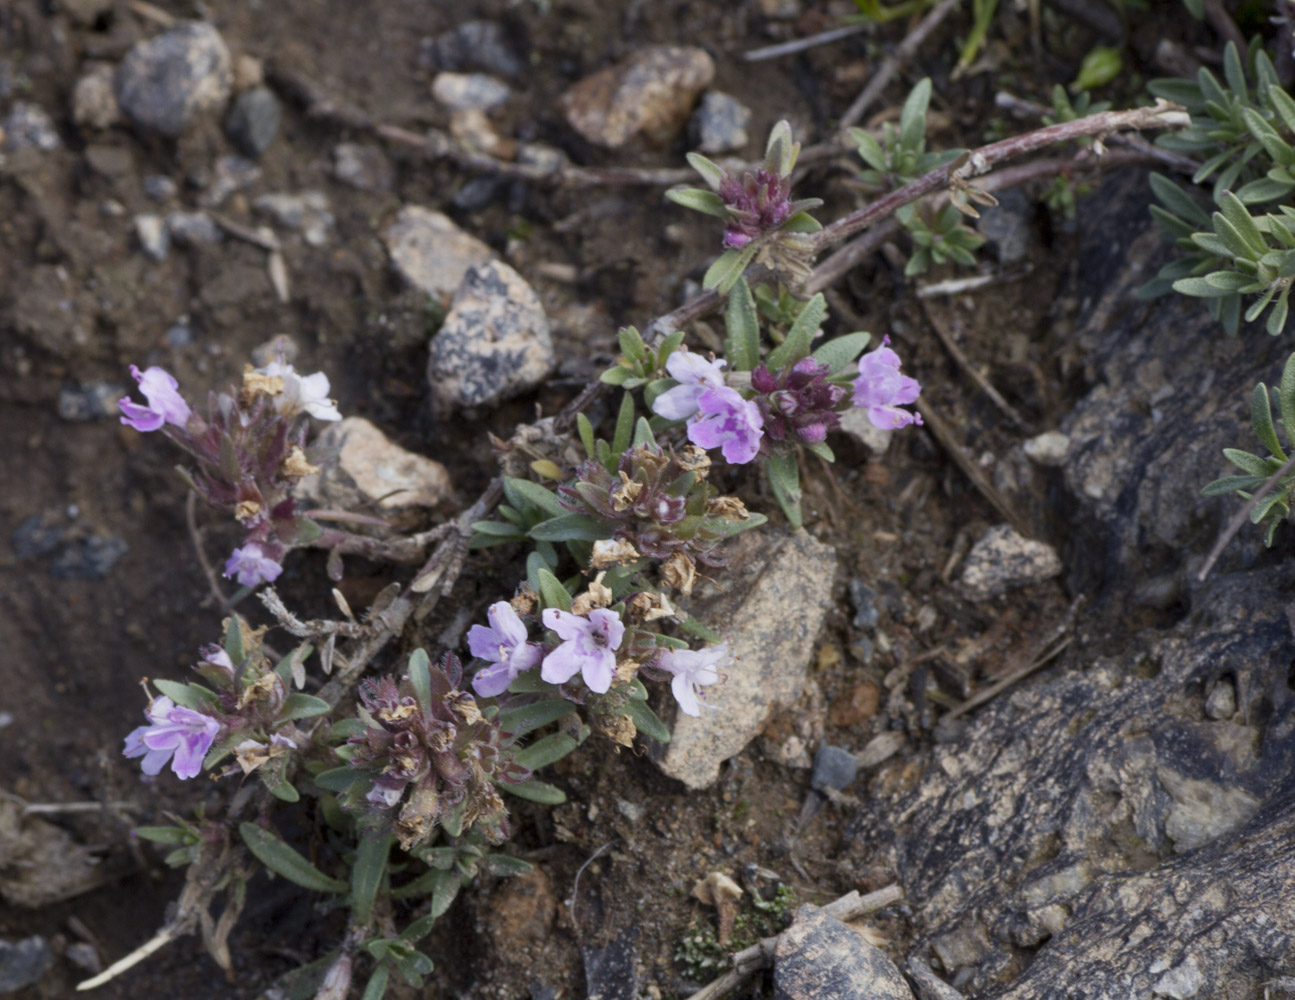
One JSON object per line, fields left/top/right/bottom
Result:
{"left": 590, "top": 537, "right": 642, "bottom": 570}
{"left": 610, "top": 472, "right": 644, "bottom": 511}
{"left": 592, "top": 711, "right": 637, "bottom": 749}
{"left": 395, "top": 782, "right": 439, "bottom": 851}
{"left": 236, "top": 670, "right": 280, "bottom": 710}
{"left": 660, "top": 551, "right": 698, "bottom": 596}
{"left": 240, "top": 366, "right": 284, "bottom": 405}
{"left": 705, "top": 496, "right": 750, "bottom": 521}
{"left": 282, "top": 445, "right": 320, "bottom": 479}
{"left": 510, "top": 586, "right": 538, "bottom": 617}
{"left": 449, "top": 692, "right": 483, "bottom": 725}
{"left": 676, "top": 445, "right": 711, "bottom": 477}
{"left": 376, "top": 702, "right": 418, "bottom": 726}
{"left": 571, "top": 573, "right": 614, "bottom": 615}
{"left": 235, "top": 500, "right": 262, "bottom": 522}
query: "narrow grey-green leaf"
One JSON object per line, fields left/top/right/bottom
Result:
{"left": 725, "top": 276, "right": 760, "bottom": 372}
{"left": 665, "top": 187, "right": 729, "bottom": 218}
{"left": 512, "top": 732, "right": 579, "bottom": 770}
{"left": 239, "top": 822, "right": 347, "bottom": 893}
{"left": 685, "top": 152, "right": 727, "bottom": 191}
{"left": 505, "top": 779, "right": 567, "bottom": 804}
{"left": 812, "top": 331, "right": 872, "bottom": 374}
{"left": 624, "top": 698, "right": 671, "bottom": 743}
{"left": 1223, "top": 447, "right": 1277, "bottom": 477}
{"left": 503, "top": 477, "right": 567, "bottom": 518}
{"left": 279, "top": 693, "right": 331, "bottom": 722}
{"left": 152, "top": 679, "right": 218, "bottom": 711}
{"left": 766, "top": 293, "right": 826, "bottom": 372}
{"left": 351, "top": 834, "right": 393, "bottom": 926}
{"left": 496, "top": 699, "right": 575, "bottom": 736}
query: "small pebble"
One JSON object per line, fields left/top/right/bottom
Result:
{"left": 0, "top": 937, "right": 53, "bottom": 994}
{"left": 165, "top": 321, "right": 193, "bottom": 347}
{"left": 200, "top": 154, "right": 261, "bottom": 207}
{"left": 1204, "top": 679, "right": 1236, "bottom": 720}
{"left": 1023, "top": 430, "right": 1070, "bottom": 467}
{"left": 117, "top": 21, "right": 233, "bottom": 138}
{"left": 418, "top": 20, "right": 522, "bottom": 79}
{"left": 134, "top": 214, "right": 170, "bottom": 261}
{"left": 810, "top": 744, "right": 858, "bottom": 792}
{"left": 58, "top": 381, "right": 124, "bottom": 421}
{"left": 166, "top": 211, "right": 222, "bottom": 247}
{"left": 224, "top": 85, "right": 282, "bottom": 158}
{"left": 71, "top": 63, "right": 121, "bottom": 130}
{"left": 11, "top": 515, "right": 66, "bottom": 559}
{"left": 49, "top": 535, "right": 129, "bottom": 580}
{"left": 453, "top": 176, "right": 506, "bottom": 212}
{"left": 848, "top": 580, "right": 881, "bottom": 630}
{"left": 691, "top": 91, "right": 751, "bottom": 154}
{"left": 432, "top": 72, "right": 511, "bottom": 112}
{"left": 254, "top": 191, "right": 334, "bottom": 246}
{"left": 2, "top": 102, "right": 61, "bottom": 151}
{"left": 142, "top": 174, "right": 178, "bottom": 201}
{"left": 333, "top": 142, "right": 394, "bottom": 192}
{"left": 959, "top": 524, "right": 1062, "bottom": 602}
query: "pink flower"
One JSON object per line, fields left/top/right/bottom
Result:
{"left": 652, "top": 351, "right": 728, "bottom": 422}
{"left": 655, "top": 644, "right": 728, "bottom": 716}
{"left": 468, "top": 601, "right": 544, "bottom": 697}
{"left": 224, "top": 542, "right": 283, "bottom": 587}
{"left": 540, "top": 607, "right": 625, "bottom": 694}
{"left": 852, "top": 338, "right": 922, "bottom": 430}
{"left": 118, "top": 365, "right": 192, "bottom": 432}
{"left": 123, "top": 696, "right": 221, "bottom": 779}
{"left": 688, "top": 386, "right": 764, "bottom": 465}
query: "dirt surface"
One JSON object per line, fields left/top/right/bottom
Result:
{"left": 0, "top": 0, "right": 1232, "bottom": 998}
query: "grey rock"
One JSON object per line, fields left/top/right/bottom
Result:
{"left": 654, "top": 530, "right": 836, "bottom": 789}
{"left": 11, "top": 515, "right": 66, "bottom": 560}
{"left": 959, "top": 524, "right": 1061, "bottom": 601}
{"left": 757, "top": 0, "right": 803, "bottom": 17}
{"left": 58, "top": 381, "right": 124, "bottom": 421}
{"left": 49, "top": 535, "right": 128, "bottom": 579}
{"left": 691, "top": 91, "right": 751, "bottom": 154}
{"left": 72, "top": 63, "right": 121, "bottom": 130}
{"left": 117, "top": 22, "right": 232, "bottom": 138}
{"left": 333, "top": 142, "right": 394, "bottom": 193}
{"left": 0, "top": 800, "right": 104, "bottom": 906}
{"left": 849, "top": 580, "right": 880, "bottom": 629}
{"left": 774, "top": 905, "right": 913, "bottom": 1000}
{"left": 811, "top": 744, "right": 858, "bottom": 792}
{"left": 837, "top": 406, "right": 893, "bottom": 454}
{"left": 1022, "top": 430, "right": 1069, "bottom": 467}
{"left": 65, "top": 942, "right": 101, "bottom": 975}
{"left": 453, "top": 176, "right": 506, "bottom": 212}
{"left": 1204, "top": 678, "right": 1235, "bottom": 720}
{"left": 142, "top": 174, "right": 177, "bottom": 200}
{"left": 418, "top": 20, "right": 522, "bottom": 79}
{"left": 296, "top": 417, "right": 451, "bottom": 514}
{"left": 134, "top": 213, "right": 170, "bottom": 261}
{"left": 385, "top": 206, "right": 495, "bottom": 302}
{"left": 0, "top": 937, "right": 53, "bottom": 993}
{"left": 431, "top": 72, "right": 511, "bottom": 112}
{"left": 517, "top": 142, "right": 567, "bottom": 176}
{"left": 166, "top": 210, "right": 222, "bottom": 246}
{"left": 224, "top": 85, "right": 281, "bottom": 158}
{"left": 848, "top": 636, "right": 874, "bottom": 665}
{"left": 977, "top": 187, "right": 1035, "bottom": 266}
{"left": 1152, "top": 955, "right": 1205, "bottom": 998}
{"left": 582, "top": 927, "right": 638, "bottom": 1000}
{"left": 449, "top": 107, "right": 503, "bottom": 155}
{"left": 562, "top": 45, "right": 714, "bottom": 149}
{"left": 199, "top": 154, "right": 260, "bottom": 207}
{"left": 254, "top": 191, "right": 334, "bottom": 246}
{"left": 2, "top": 102, "right": 60, "bottom": 151}
{"left": 426, "top": 260, "right": 553, "bottom": 410}
{"left": 165, "top": 322, "right": 193, "bottom": 347}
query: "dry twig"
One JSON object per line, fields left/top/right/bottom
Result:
{"left": 920, "top": 300, "right": 1033, "bottom": 433}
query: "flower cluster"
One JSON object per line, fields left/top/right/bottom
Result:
{"left": 117, "top": 359, "right": 342, "bottom": 587}
{"left": 719, "top": 169, "right": 793, "bottom": 250}
{"left": 751, "top": 357, "right": 849, "bottom": 446}
{"left": 652, "top": 352, "right": 763, "bottom": 465}
{"left": 347, "top": 654, "right": 529, "bottom": 848}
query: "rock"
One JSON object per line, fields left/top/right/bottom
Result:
{"left": 691, "top": 91, "right": 751, "bottom": 154}
{"left": 426, "top": 260, "right": 554, "bottom": 410}
{"left": 1022, "top": 430, "right": 1069, "bottom": 467}
{"left": 334, "top": 142, "right": 394, "bottom": 193}
{"left": 1203, "top": 678, "right": 1235, "bottom": 720}
{"left": 582, "top": 927, "right": 638, "bottom": 1000}
{"left": 453, "top": 176, "right": 506, "bottom": 212}
{"left": 49, "top": 535, "right": 128, "bottom": 579}
{"left": 72, "top": 63, "right": 121, "bottom": 130}
{"left": 449, "top": 107, "right": 504, "bottom": 155}
{"left": 384, "top": 206, "right": 496, "bottom": 302}
{"left": 654, "top": 530, "right": 836, "bottom": 789}
{"left": 837, "top": 406, "right": 893, "bottom": 454}
{"left": 58, "top": 381, "right": 124, "bottom": 421}
{"left": 232, "top": 54, "right": 264, "bottom": 92}
{"left": 11, "top": 515, "right": 66, "bottom": 560}
{"left": 0, "top": 937, "right": 52, "bottom": 993}
{"left": 757, "top": 0, "right": 803, "bottom": 17}
{"left": 0, "top": 800, "right": 103, "bottom": 906}
{"left": 142, "top": 174, "right": 177, "bottom": 201}
{"left": 134, "top": 213, "right": 170, "bottom": 261}
{"left": 60, "top": 0, "right": 113, "bottom": 26}
{"left": 296, "top": 417, "right": 451, "bottom": 514}
{"left": 419, "top": 20, "right": 522, "bottom": 79}
{"left": 2, "top": 102, "right": 60, "bottom": 151}
{"left": 517, "top": 142, "right": 566, "bottom": 176}
{"left": 1152, "top": 955, "right": 1205, "bottom": 999}
{"left": 65, "top": 942, "right": 101, "bottom": 975}
{"left": 827, "top": 681, "right": 880, "bottom": 728}
{"left": 165, "top": 321, "right": 193, "bottom": 347}
{"left": 224, "top": 85, "right": 281, "bottom": 158}
{"left": 958, "top": 524, "right": 1061, "bottom": 602}
{"left": 117, "top": 22, "right": 232, "bottom": 138}
{"left": 431, "top": 72, "right": 511, "bottom": 112}
{"left": 484, "top": 867, "right": 558, "bottom": 954}
{"left": 561, "top": 45, "right": 714, "bottom": 149}
{"left": 848, "top": 580, "right": 880, "bottom": 629}
{"left": 977, "top": 187, "right": 1036, "bottom": 266}
{"left": 811, "top": 744, "right": 858, "bottom": 792}
{"left": 254, "top": 191, "right": 334, "bottom": 246}
{"left": 199, "top": 154, "right": 260, "bottom": 207}
{"left": 166, "top": 210, "right": 222, "bottom": 246}
{"left": 774, "top": 905, "right": 913, "bottom": 1000}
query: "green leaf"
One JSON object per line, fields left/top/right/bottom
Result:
{"left": 152, "top": 679, "right": 218, "bottom": 711}
{"left": 224, "top": 616, "right": 245, "bottom": 667}
{"left": 1218, "top": 191, "right": 1268, "bottom": 257}
{"left": 1280, "top": 354, "right": 1295, "bottom": 441}
{"left": 135, "top": 825, "right": 192, "bottom": 845}
{"left": 612, "top": 392, "right": 635, "bottom": 458}
{"left": 725, "top": 277, "right": 761, "bottom": 372}
{"left": 780, "top": 211, "right": 822, "bottom": 234}
{"left": 351, "top": 834, "right": 392, "bottom": 926}
{"left": 512, "top": 732, "right": 579, "bottom": 770}
{"left": 279, "top": 693, "right": 331, "bottom": 722}
{"left": 1251, "top": 490, "right": 1289, "bottom": 523}
{"left": 529, "top": 514, "right": 611, "bottom": 543}
{"left": 805, "top": 440, "right": 835, "bottom": 462}
{"left": 1204, "top": 271, "right": 1256, "bottom": 292}
{"left": 239, "top": 823, "right": 347, "bottom": 893}
{"left": 430, "top": 868, "right": 462, "bottom": 919}
{"left": 600, "top": 365, "right": 633, "bottom": 386}
{"left": 703, "top": 245, "right": 759, "bottom": 294}
{"left": 1073, "top": 45, "right": 1122, "bottom": 91}
{"left": 1149, "top": 173, "right": 1211, "bottom": 226}
{"left": 496, "top": 699, "right": 575, "bottom": 736}
{"left": 679, "top": 616, "right": 724, "bottom": 643}
{"left": 624, "top": 698, "right": 671, "bottom": 743}
{"left": 632, "top": 416, "right": 657, "bottom": 449}
{"left": 898, "top": 78, "right": 932, "bottom": 152}
{"left": 1222, "top": 41, "right": 1247, "bottom": 103}
{"left": 1251, "top": 382, "right": 1286, "bottom": 460}
{"left": 1202, "top": 474, "right": 1263, "bottom": 495}
{"left": 665, "top": 187, "right": 729, "bottom": 218}
{"left": 471, "top": 519, "right": 527, "bottom": 538}
{"left": 482, "top": 854, "right": 534, "bottom": 877}
{"left": 1269, "top": 290, "right": 1291, "bottom": 335}
{"left": 577, "top": 413, "right": 597, "bottom": 460}
{"left": 765, "top": 452, "right": 803, "bottom": 530}
{"left": 264, "top": 768, "right": 300, "bottom": 802}
{"left": 1224, "top": 447, "right": 1277, "bottom": 477}
{"left": 765, "top": 120, "right": 797, "bottom": 175}
{"left": 617, "top": 326, "right": 646, "bottom": 362}
{"left": 812, "top": 331, "right": 871, "bottom": 374}
{"left": 1270, "top": 85, "right": 1295, "bottom": 137}
{"left": 1174, "top": 275, "right": 1234, "bottom": 298}
{"left": 362, "top": 965, "right": 390, "bottom": 1000}
{"left": 685, "top": 151, "right": 728, "bottom": 191}
{"left": 314, "top": 766, "right": 362, "bottom": 792}
{"left": 766, "top": 293, "right": 826, "bottom": 372}
{"left": 504, "top": 477, "right": 567, "bottom": 519}
{"left": 505, "top": 779, "right": 567, "bottom": 804}
{"left": 850, "top": 127, "right": 887, "bottom": 172}
{"left": 536, "top": 568, "right": 572, "bottom": 613}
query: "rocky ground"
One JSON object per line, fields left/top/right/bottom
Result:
{"left": 2, "top": 1, "right": 1293, "bottom": 999}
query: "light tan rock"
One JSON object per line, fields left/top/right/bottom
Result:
{"left": 298, "top": 417, "right": 450, "bottom": 513}
{"left": 384, "top": 206, "right": 496, "bottom": 302}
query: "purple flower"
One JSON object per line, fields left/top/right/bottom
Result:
{"left": 752, "top": 358, "right": 850, "bottom": 446}
{"left": 852, "top": 338, "right": 922, "bottom": 430}
{"left": 655, "top": 644, "right": 728, "bottom": 717}
{"left": 123, "top": 696, "right": 221, "bottom": 779}
{"left": 224, "top": 542, "right": 283, "bottom": 587}
{"left": 540, "top": 607, "right": 625, "bottom": 694}
{"left": 652, "top": 352, "right": 727, "bottom": 421}
{"left": 468, "top": 601, "right": 544, "bottom": 697}
{"left": 720, "top": 170, "right": 793, "bottom": 250}
{"left": 688, "top": 386, "right": 764, "bottom": 465}
{"left": 118, "top": 365, "right": 192, "bottom": 432}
